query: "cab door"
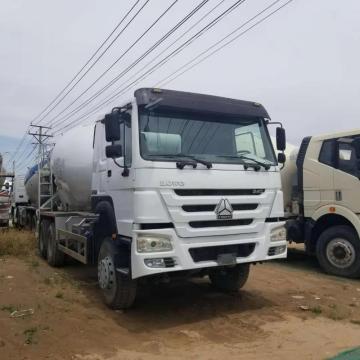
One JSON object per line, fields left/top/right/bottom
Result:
{"left": 333, "top": 138, "right": 360, "bottom": 213}
{"left": 105, "top": 111, "right": 134, "bottom": 237}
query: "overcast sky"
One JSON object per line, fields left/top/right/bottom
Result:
{"left": 1, "top": 0, "right": 360, "bottom": 168}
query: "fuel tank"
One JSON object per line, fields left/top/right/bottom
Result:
{"left": 51, "top": 125, "right": 94, "bottom": 211}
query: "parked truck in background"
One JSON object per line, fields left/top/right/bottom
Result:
{"left": 10, "top": 174, "right": 32, "bottom": 228}
{"left": 282, "top": 130, "right": 360, "bottom": 278}
{"left": 33, "top": 88, "right": 287, "bottom": 309}
{"left": 0, "top": 179, "right": 11, "bottom": 227}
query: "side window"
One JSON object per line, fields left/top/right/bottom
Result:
{"left": 235, "top": 125, "right": 266, "bottom": 158}
{"left": 338, "top": 142, "right": 357, "bottom": 176}
{"left": 319, "top": 140, "right": 334, "bottom": 166}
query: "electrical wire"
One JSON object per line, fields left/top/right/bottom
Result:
{"left": 56, "top": 0, "right": 295, "bottom": 134}
{"left": 10, "top": 0, "right": 144, "bottom": 168}
{"left": 50, "top": 0, "right": 211, "bottom": 128}
{"left": 35, "top": 0, "right": 150, "bottom": 125}
{"left": 157, "top": 0, "right": 295, "bottom": 88}
{"left": 48, "top": 0, "right": 177, "bottom": 127}
{"left": 32, "top": 0, "right": 142, "bottom": 125}
{"left": 53, "top": 0, "right": 247, "bottom": 133}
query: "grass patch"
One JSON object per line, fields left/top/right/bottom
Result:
{"left": 310, "top": 306, "right": 322, "bottom": 315}
{"left": 23, "top": 327, "right": 38, "bottom": 344}
{"left": 329, "top": 311, "right": 346, "bottom": 321}
{"left": 0, "top": 229, "right": 36, "bottom": 257}
{"left": 1, "top": 304, "right": 17, "bottom": 313}
{"left": 55, "top": 291, "right": 64, "bottom": 299}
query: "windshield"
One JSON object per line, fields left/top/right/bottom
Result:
{"left": 139, "top": 108, "right": 277, "bottom": 166}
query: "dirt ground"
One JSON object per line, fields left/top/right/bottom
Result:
{"left": 0, "top": 234, "right": 360, "bottom": 360}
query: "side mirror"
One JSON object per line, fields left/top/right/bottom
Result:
{"left": 278, "top": 152, "right": 286, "bottom": 164}
{"left": 276, "top": 127, "right": 286, "bottom": 151}
{"left": 353, "top": 138, "right": 360, "bottom": 158}
{"left": 106, "top": 145, "right": 123, "bottom": 158}
{"left": 4, "top": 182, "right": 9, "bottom": 190}
{"left": 105, "top": 112, "right": 121, "bottom": 142}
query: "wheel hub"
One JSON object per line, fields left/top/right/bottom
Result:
{"left": 326, "top": 238, "right": 355, "bottom": 269}
{"left": 98, "top": 256, "right": 115, "bottom": 290}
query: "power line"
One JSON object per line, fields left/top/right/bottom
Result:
{"left": 48, "top": 0, "right": 177, "bottom": 127}
{"left": 157, "top": 0, "right": 294, "bottom": 88}
{"left": 10, "top": 0, "right": 144, "bottom": 168}
{"left": 53, "top": 0, "right": 247, "bottom": 133}
{"left": 35, "top": 0, "right": 150, "bottom": 125}
{"left": 31, "top": 0, "right": 142, "bottom": 125}
{"left": 50, "top": 0, "right": 211, "bottom": 129}
{"left": 56, "top": 0, "right": 295, "bottom": 135}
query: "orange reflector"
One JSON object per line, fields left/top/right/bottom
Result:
{"left": 112, "top": 234, "right": 117, "bottom": 240}
{"left": 329, "top": 207, "right": 336, "bottom": 213}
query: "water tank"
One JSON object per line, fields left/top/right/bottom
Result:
{"left": 51, "top": 125, "right": 94, "bottom": 211}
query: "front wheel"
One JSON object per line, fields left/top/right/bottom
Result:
{"left": 316, "top": 225, "right": 360, "bottom": 278}
{"left": 46, "top": 222, "right": 64, "bottom": 267}
{"left": 209, "top": 264, "right": 250, "bottom": 292}
{"left": 98, "top": 239, "right": 137, "bottom": 309}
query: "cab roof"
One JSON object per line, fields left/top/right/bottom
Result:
{"left": 134, "top": 88, "right": 269, "bottom": 119}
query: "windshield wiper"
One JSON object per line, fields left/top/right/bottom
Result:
{"left": 175, "top": 154, "right": 212, "bottom": 169}
{"left": 217, "top": 155, "right": 271, "bottom": 171}
{"left": 146, "top": 154, "right": 212, "bottom": 169}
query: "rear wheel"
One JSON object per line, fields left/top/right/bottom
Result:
{"left": 98, "top": 239, "right": 137, "bottom": 309}
{"left": 38, "top": 219, "right": 48, "bottom": 259}
{"left": 316, "top": 225, "right": 360, "bottom": 278}
{"left": 30, "top": 214, "right": 37, "bottom": 231}
{"left": 26, "top": 213, "right": 32, "bottom": 230}
{"left": 46, "top": 222, "right": 64, "bottom": 267}
{"left": 209, "top": 264, "right": 250, "bottom": 292}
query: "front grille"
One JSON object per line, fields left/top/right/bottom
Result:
{"left": 182, "top": 204, "right": 258, "bottom": 212}
{"left": 189, "top": 219, "right": 253, "bottom": 228}
{"left": 189, "top": 243, "right": 255, "bottom": 262}
{"left": 174, "top": 189, "right": 265, "bottom": 196}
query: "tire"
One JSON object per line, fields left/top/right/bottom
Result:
{"left": 26, "top": 213, "right": 32, "bottom": 230}
{"left": 316, "top": 225, "right": 360, "bottom": 278}
{"left": 209, "top": 264, "right": 250, "bottom": 292}
{"left": 98, "top": 239, "right": 137, "bottom": 309}
{"left": 30, "top": 214, "right": 37, "bottom": 232}
{"left": 38, "top": 220, "right": 49, "bottom": 259}
{"left": 46, "top": 222, "right": 64, "bottom": 267}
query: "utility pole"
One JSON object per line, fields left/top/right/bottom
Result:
{"left": 28, "top": 124, "right": 53, "bottom": 214}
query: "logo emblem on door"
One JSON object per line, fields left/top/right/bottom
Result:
{"left": 215, "top": 198, "right": 233, "bottom": 220}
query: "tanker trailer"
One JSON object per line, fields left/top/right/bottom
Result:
{"left": 38, "top": 87, "right": 288, "bottom": 310}
{"left": 12, "top": 164, "right": 42, "bottom": 229}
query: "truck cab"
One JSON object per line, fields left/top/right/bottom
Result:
{"left": 286, "top": 130, "right": 360, "bottom": 277}
{"left": 89, "top": 88, "right": 287, "bottom": 307}
{"left": 39, "top": 88, "right": 287, "bottom": 309}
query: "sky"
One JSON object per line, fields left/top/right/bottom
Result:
{"left": 0, "top": 0, "right": 359, "bottom": 171}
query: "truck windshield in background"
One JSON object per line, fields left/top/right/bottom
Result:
{"left": 139, "top": 108, "right": 277, "bottom": 166}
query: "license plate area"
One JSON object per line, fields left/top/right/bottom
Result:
{"left": 217, "top": 253, "right": 237, "bottom": 266}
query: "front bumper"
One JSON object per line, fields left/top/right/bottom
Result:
{"left": 131, "top": 221, "right": 287, "bottom": 279}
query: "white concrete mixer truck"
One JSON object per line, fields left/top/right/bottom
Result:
{"left": 37, "top": 88, "right": 287, "bottom": 309}
{"left": 281, "top": 130, "right": 360, "bottom": 278}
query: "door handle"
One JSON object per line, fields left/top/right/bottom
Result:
{"left": 107, "top": 170, "right": 112, "bottom": 177}
{"left": 335, "top": 190, "right": 342, "bottom": 201}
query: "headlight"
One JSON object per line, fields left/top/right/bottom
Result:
{"left": 270, "top": 226, "right": 287, "bottom": 242}
{"left": 137, "top": 235, "right": 173, "bottom": 253}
